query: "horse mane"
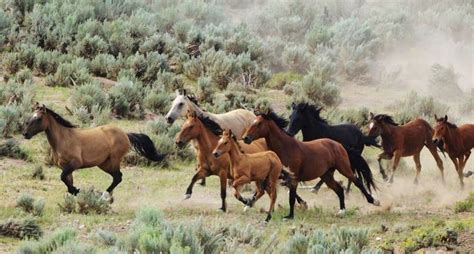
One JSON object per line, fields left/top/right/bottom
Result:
{"left": 445, "top": 121, "right": 457, "bottom": 128}
{"left": 198, "top": 115, "right": 222, "bottom": 136}
{"left": 297, "top": 102, "right": 327, "bottom": 124}
{"left": 374, "top": 114, "right": 399, "bottom": 126}
{"left": 46, "top": 108, "right": 76, "bottom": 128}
{"left": 231, "top": 134, "right": 245, "bottom": 153}
{"left": 186, "top": 94, "right": 199, "bottom": 106}
{"left": 258, "top": 111, "right": 289, "bottom": 130}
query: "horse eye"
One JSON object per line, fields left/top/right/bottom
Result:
{"left": 178, "top": 103, "right": 184, "bottom": 107}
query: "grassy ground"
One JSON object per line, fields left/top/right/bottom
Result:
{"left": 1, "top": 84, "right": 473, "bottom": 253}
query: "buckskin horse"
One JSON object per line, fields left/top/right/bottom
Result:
{"left": 433, "top": 115, "right": 474, "bottom": 188}
{"left": 213, "top": 129, "right": 284, "bottom": 222}
{"left": 175, "top": 111, "right": 267, "bottom": 212}
{"left": 23, "top": 103, "right": 166, "bottom": 200}
{"left": 368, "top": 113, "right": 444, "bottom": 184}
{"left": 287, "top": 102, "right": 381, "bottom": 192}
{"left": 243, "top": 110, "right": 379, "bottom": 220}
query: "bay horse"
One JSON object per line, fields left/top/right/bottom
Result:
{"left": 175, "top": 111, "right": 267, "bottom": 212}
{"left": 287, "top": 102, "right": 382, "bottom": 192}
{"left": 368, "top": 113, "right": 444, "bottom": 184}
{"left": 243, "top": 110, "right": 379, "bottom": 220}
{"left": 213, "top": 129, "right": 284, "bottom": 222}
{"left": 23, "top": 103, "right": 166, "bottom": 199}
{"left": 165, "top": 89, "right": 255, "bottom": 139}
{"left": 433, "top": 115, "right": 474, "bottom": 188}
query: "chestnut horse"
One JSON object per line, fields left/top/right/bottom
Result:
{"left": 243, "top": 110, "right": 379, "bottom": 220}
{"left": 213, "top": 129, "right": 284, "bottom": 222}
{"left": 23, "top": 104, "right": 166, "bottom": 199}
{"left": 433, "top": 115, "right": 474, "bottom": 188}
{"left": 175, "top": 111, "right": 267, "bottom": 212}
{"left": 368, "top": 113, "right": 444, "bottom": 184}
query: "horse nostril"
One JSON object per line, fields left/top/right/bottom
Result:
{"left": 166, "top": 117, "right": 173, "bottom": 124}
{"left": 213, "top": 152, "right": 219, "bottom": 158}
{"left": 243, "top": 136, "right": 251, "bottom": 144}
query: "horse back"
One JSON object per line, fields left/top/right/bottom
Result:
{"left": 239, "top": 138, "right": 267, "bottom": 153}
{"left": 298, "top": 139, "right": 345, "bottom": 181}
{"left": 212, "top": 109, "right": 256, "bottom": 139}
{"left": 459, "top": 124, "right": 474, "bottom": 150}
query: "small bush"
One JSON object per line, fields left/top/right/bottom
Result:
{"left": 16, "top": 193, "right": 34, "bottom": 213}
{"left": 32, "top": 165, "right": 45, "bottom": 180}
{"left": 400, "top": 222, "right": 459, "bottom": 252}
{"left": 15, "top": 68, "right": 33, "bottom": 83}
{"left": 293, "top": 71, "right": 341, "bottom": 108}
{"left": 49, "top": 59, "right": 92, "bottom": 87}
{"left": 17, "top": 227, "right": 77, "bottom": 254}
{"left": 429, "top": 64, "right": 463, "bottom": 99}
{"left": 32, "top": 199, "right": 45, "bottom": 217}
{"left": 454, "top": 192, "right": 474, "bottom": 213}
{"left": 58, "top": 188, "right": 111, "bottom": 215}
{"left": 90, "top": 53, "right": 116, "bottom": 77}
{"left": 144, "top": 89, "right": 171, "bottom": 114}
{"left": 0, "top": 139, "right": 28, "bottom": 160}
{"left": 266, "top": 71, "right": 303, "bottom": 89}
{"left": 0, "top": 219, "right": 42, "bottom": 240}
{"left": 3, "top": 52, "right": 21, "bottom": 75}
{"left": 387, "top": 91, "right": 449, "bottom": 124}
{"left": 70, "top": 82, "right": 108, "bottom": 113}
{"left": 94, "top": 229, "right": 117, "bottom": 246}
{"left": 109, "top": 79, "right": 144, "bottom": 118}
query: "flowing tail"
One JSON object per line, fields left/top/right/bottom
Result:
{"left": 127, "top": 133, "right": 166, "bottom": 161}
{"left": 362, "top": 135, "right": 381, "bottom": 149}
{"left": 344, "top": 146, "right": 377, "bottom": 193}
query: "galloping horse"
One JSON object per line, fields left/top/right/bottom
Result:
{"left": 213, "top": 129, "right": 283, "bottom": 222}
{"left": 433, "top": 115, "right": 474, "bottom": 188}
{"left": 287, "top": 102, "right": 381, "bottom": 192}
{"left": 243, "top": 110, "right": 379, "bottom": 220}
{"left": 175, "top": 111, "right": 267, "bottom": 212}
{"left": 368, "top": 113, "right": 444, "bottom": 184}
{"left": 23, "top": 104, "right": 166, "bottom": 199}
{"left": 165, "top": 89, "right": 255, "bottom": 139}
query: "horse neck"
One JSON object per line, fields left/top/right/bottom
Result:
{"left": 380, "top": 124, "right": 398, "bottom": 151}
{"left": 194, "top": 125, "right": 218, "bottom": 154}
{"left": 227, "top": 140, "right": 244, "bottom": 167}
{"left": 444, "top": 127, "right": 462, "bottom": 154}
{"left": 187, "top": 99, "right": 207, "bottom": 117}
{"left": 301, "top": 116, "right": 330, "bottom": 140}
{"left": 45, "top": 115, "right": 73, "bottom": 152}
{"left": 266, "top": 122, "right": 298, "bottom": 166}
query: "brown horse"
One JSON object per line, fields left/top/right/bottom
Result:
{"left": 433, "top": 115, "right": 474, "bottom": 188}
{"left": 368, "top": 113, "right": 444, "bottom": 184}
{"left": 23, "top": 104, "right": 166, "bottom": 199}
{"left": 213, "top": 129, "right": 283, "bottom": 222}
{"left": 175, "top": 111, "right": 267, "bottom": 212}
{"left": 243, "top": 110, "right": 379, "bottom": 220}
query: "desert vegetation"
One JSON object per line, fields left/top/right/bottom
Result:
{"left": 0, "top": 0, "right": 472, "bottom": 253}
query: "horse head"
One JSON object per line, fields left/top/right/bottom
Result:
{"left": 23, "top": 103, "right": 50, "bottom": 139}
{"left": 165, "top": 89, "right": 190, "bottom": 124}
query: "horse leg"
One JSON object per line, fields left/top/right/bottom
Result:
{"left": 283, "top": 183, "right": 298, "bottom": 220}
{"left": 426, "top": 144, "right": 445, "bottom": 183}
{"left": 321, "top": 172, "right": 345, "bottom": 214}
{"left": 199, "top": 178, "right": 206, "bottom": 186}
{"left": 61, "top": 165, "right": 79, "bottom": 195}
{"left": 413, "top": 153, "right": 422, "bottom": 184}
{"left": 232, "top": 176, "right": 251, "bottom": 205}
{"left": 184, "top": 170, "right": 206, "bottom": 199}
{"left": 266, "top": 187, "right": 277, "bottom": 222}
{"left": 219, "top": 170, "right": 228, "bottom": 212}
{"left": 388, "top": 151, "right": 402, "bottom": 183}
{"left": 248, "top": 181, "right": 265, "bottom": 207}
{"left": 311, "top": 179, "right": 325, "bottom": 193}
{"left": 336, "top": 164, "right": 379, "bottom": 206}
{"left": 377, "top": 153, "right": 391, "bottom": 181}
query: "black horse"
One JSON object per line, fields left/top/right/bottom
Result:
{"left": 287, "top": 102, "right": 382, "bottom": 192}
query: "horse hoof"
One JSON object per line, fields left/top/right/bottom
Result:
{"left": 373, "top": 200, "right": 381, "bottom": 206}
{"left": 298, "top": 202, "right": 308, "bottom": 211}
{"left": 183, "top": 194, "right": 192, "bottom": 200}
{"left": 336, "top": 209, "right": 346, "bottom": 216}
{"left": 244, "top": 205, "right": 251, "bottom": 212}
{"left": 218, "top": 207, "right": 226, "bottom": 213}
{"left": 283, "top": 215, "right": 294, "bottom": 221}
{"left": 100, "top": 192, "right": 112, "bottom": 203}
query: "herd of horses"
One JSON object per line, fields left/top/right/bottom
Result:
{"left": 22, "top": 89, "right": 474, "bottom": 222}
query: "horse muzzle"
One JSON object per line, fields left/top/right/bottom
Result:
{"left": 166, "top": 116, "right": 175, "bottom": 124}
{"left": 213, "top": 151, "right": 222, "bottom": 158}
{"left": 243, "top": 136, "right": 253, "bottom": 144}
{"left": 432, "top": 139, "right": 440, "bottom": 145}
{"left": 175, "top": 140, "right": 186, "bottom": 149}
{"left": 23, "top": 132, "right": 31, "bottom": 139}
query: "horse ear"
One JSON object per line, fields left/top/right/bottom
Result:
{"left": 175, "top": 89, "right": 180, "bottom": 96}
{"left": 434, "top": 114, "right": 438, "bottom": 121}
{"left": 291, "top": 102, "right": 295, "bottom": 108}
{"left": 182, "top": 89, "right": 187, "bottom": 96}
{"left": 444, "top": 115, "right": 448, "bottom": 122}
{"left": 41, "top": 104, "right": 47, "bottom": 112}
{"left": 369, "top": 112, "right": 374, "bottom": 119}
{"left": 227, "top": 129, "right": 233, "bottom": 136}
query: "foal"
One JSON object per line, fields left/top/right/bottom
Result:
{"left": 175, "top": 111, "right": 267, "bottom": 211}
{"left": 368, "top": 113, "right": 444, "bottom": 184}
{"left": 23, "top": 104, "right": 166, "bottom": 199}
{"left": 213, "top": 130, "right": 283, "bottom": 222}
{"left": 433, "top": 115, "right": 474, "bottom": 188}
{"left": 243, "top": 110, "right": 379, "bottom": 220}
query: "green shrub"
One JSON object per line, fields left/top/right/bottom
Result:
{"left": 16, "top": 193, "right": 34, "bottom": 213}
{"left": 454, "top": 192, "right": 474, "bottom": 213}
{"left": 74, "top": 35, "right": 109, "bottom": 59}
{"left": 3, "top": 52, "right": 21, "bottom": 74}
{"left": 58, "top": 187, "right": 111, "bottom": 215}
{"left": 17, "top": 227, "right": 77, "bottom": 254}
{"left": 144, "top": 90, "right": 171, "bottom": 114}
{"left": 70, "top": 82, "right": 108, "bottom": 113}
{"left": 15, "top": 68, "right": 33, "bottom": 83}
{"left": 109, "top": 78, "right": 144, "bottom": 118}
{"left": 387, "top": 91, "right": 449, "bottom": 124}
{"left": 0, "top": 219, "right": 42, "bottom": 240}
{"left": 32, "top": 165, "right": 45, "bottom": 180}
{"left": 197, "top": 76, "right": 214, "bottom": 103}
{"left": 325, "top": 107, "right": 371, "bottom": 128}
{"left": 90, "top": 53, "right": 116, "bottom": 77}
{"left": 94, "top": 230, "right": 117, "bottom": 246}
{"left": 266, "top": 71, "right": 303, "bottom": 89}
{"left": 429, "top": 64, "right": 463, "bottom": 99}
{"left": 282, "top": 45, "right": 311, "bottom": 73}
{"left": 293, "top": 71, "right": 341, "bottom": 108}
{"left": 49, "top": 58, "right": 92, "bottom": 87}
{"left": 400, "top": 222, "right": 458, "bottom": 252}
{"left": 142, "top": 52, "right": 168, "bottom": 84}
{"left": 51, "top": 241, "right": 98, "bottom": 254}
{"left": 33, "top": 50, "right": 64, "bottom": 75}
{"left": 32, "top": 199, "right": 45, "bottom": 217}
{"left": 0, "top": 139, "right": 28, "bottom": 160}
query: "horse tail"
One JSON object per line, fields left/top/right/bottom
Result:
{"left": 127, "top": 133, "right": 166, "bottom": 161}
{"left": 362, "top": 135, "right": 381, "bottom": 149}
{"left": 279, "top": 167, "right": 295, "bottom": 188}
{"left": 344, "top": 146, "right": 377, "bottom": 193}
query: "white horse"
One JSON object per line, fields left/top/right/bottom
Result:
{"left": 165, "top": 90, "right": 256, "bottom": 139}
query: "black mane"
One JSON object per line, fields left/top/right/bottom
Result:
{"left": 199, "top": 116, "right": 222, "bottom": 136}
{"left": 446, "top": 121, "right": 457, "bottom": 128}
{"left": 297, "top": 102, "right": 327, "bottom": 124}
{"left": 374, "top": 114, "right": 399, "bottom": 126}
{"left": 258, "top": 111, "right": 289, "bottom": 130}
{"left": 46, "top": 108, "right": 76, "bottom": 128}
{"left": 186, "top": 94, "right": 199, "bottom": 106}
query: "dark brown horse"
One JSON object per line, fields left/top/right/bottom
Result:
{"left": 433, "top": 115, "right": 474, "bottom": 188}
{"left": 368, "top": 113, "right": 444, "bottom": 184}
{"left": 23, "top": 104, "right": 166, "bottom": 200}
{"left": 243, "top": 110, "right": 379, "bottom": 220}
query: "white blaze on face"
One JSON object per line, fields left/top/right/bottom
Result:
{"left": 369, "top": 122, "right": 374, "bottom": 130}
{"left": 32, "top": 112, "right": 39, "bottom": 119}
